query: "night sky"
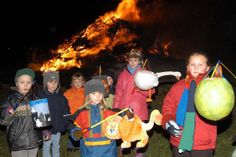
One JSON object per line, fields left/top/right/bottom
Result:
{"left": 2, "top": 0, "right": 236, "bottom": 83}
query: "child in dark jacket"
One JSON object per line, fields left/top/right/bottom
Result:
{"left": 103, "top": 70, "right": 116, "bottom": 109}
{"left": 70, "top": 79, "right": 117, "bottom": 157}
{"left": 0, "top": 68, "right": 43, "bottom": 157}
{"left": 161, "top": 51, "right": 216, "bottom": 157}
{"left": 38, "top": 71, "right": 70, "bottom": 157}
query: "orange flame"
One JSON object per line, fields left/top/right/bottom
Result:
{"left": 161, "top": 41, "right": 171, "bottom": 56}
{"left": 40, "top": 0, "right": 140, "bottom": 72}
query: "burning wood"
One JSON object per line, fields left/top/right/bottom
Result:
{"left": 39, "top": 0, "right": 140, "bottom": 72}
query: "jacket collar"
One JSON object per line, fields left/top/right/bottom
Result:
{"left": 185, "top": 71, "right": 208, "bottom": 88}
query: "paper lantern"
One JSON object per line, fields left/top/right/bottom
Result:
{"left": 134, "top": 70, "right": 181, "bottom": 90}
{"left": 195, "top": 78, "right": 235, "bottom": 121}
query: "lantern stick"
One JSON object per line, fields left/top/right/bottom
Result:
{"left": 82, "top": 108, "right": 129, "bottom": 133}
{"left": 99, "top": 65, "right": 102, "bottom": 75}
{"left": 211, "top": 62, "right": 220, "bottom": 78}
{"left": 142, "top": 59, "right": 148, "bottom": 70}
{"left": 146, "top": 90, "right": 153, "bottom": 102}
{"left": 91, "top": 108, "right": 129, "bottom": 129}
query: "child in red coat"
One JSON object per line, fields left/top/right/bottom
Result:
{"left": 161, "top": 51, "right": 217, "bottom": 157}
{"left": 113, "top": 48, "right": 155, "bottom": 157}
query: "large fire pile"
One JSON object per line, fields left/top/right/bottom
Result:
{"left": 39, "top": 0, "right": 141, "bottom": 72}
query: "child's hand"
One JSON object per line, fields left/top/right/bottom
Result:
{"left": 43, "top": 135, "right": 51, "bottom": 141}
{"left": 6, "top": 106, "right": 14, "bottom": 115}
{"left": 70, "top": 127, "right": 83, "bottom": 140}
{"left": 126, "top": 108, "right": 134, "bottom": 119}
{"left": 73, "top": 130, "right": 83, "bottom": 140}
{"left": 42, "top": 130, "right": 51, "bottom": 141}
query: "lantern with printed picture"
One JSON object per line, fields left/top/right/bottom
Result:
{"left": 30, "top": 98, "right": 52, "bottom": 128}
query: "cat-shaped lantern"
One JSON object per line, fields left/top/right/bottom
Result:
{"left": 134, "top": 70, "right": 181, "bottom": 90}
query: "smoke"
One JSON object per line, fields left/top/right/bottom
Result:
{"left": 135, "top": 0, "right": 229, "bottom": 58}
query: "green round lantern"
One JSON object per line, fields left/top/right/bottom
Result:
{"left": 194, "top": 77, "right": 235, "bottom": 121}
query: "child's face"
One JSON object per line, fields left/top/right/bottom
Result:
{"left": 16, "top": 75, "right": 33, "bottom": 95}
{"left": 107, "top": 76, "right": 114, "bottom": 86}
{"left": 128, "top": 57, "right": 140, "bottom": 68}
{"left": 187, "top": 54, "right": 209, "bottom": 78}
{"left": 46, "top": 80, "right": 59, "bottom": 93}
{"left": 89, "top": 91, "right": 104, "bottom": 105}
{"left": 71, "top": 76, "right": 84, "bottom": 88}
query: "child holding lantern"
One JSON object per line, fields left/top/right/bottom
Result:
{"left": 113, "top": 48, "right": 155, "bottom": 157}
{"left": 161, "top": 51, "right": 217, "bottom": 157}
{"left": 38, "top": 71, "right": 70, "bottom": 157}
{"left": 0, "top": 68, "right": 43, "bottom": 157}
{"left": 70, "top": 78, "right": 117, "bottom": 157}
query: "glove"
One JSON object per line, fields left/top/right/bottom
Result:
{"left": 70, "top": 127, "right": 83, "bottom": 141}
{"left": 165, "top": 120, "right": 182, "bottom": 137}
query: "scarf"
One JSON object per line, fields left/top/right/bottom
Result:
{"left": 127, "top": 64, "right": 140, "bottom": 75}
{"left": 176, "top": 72, "right": 207, "bottom": 126}
{"left": 176, "top": 72, "right": 208, "bottom": 151}
{"left": 178, "top": 80, "right": 196, "bottom": 151}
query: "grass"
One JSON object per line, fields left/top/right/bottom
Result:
{"left": 0, "top": 83, "right": 236, "bottom": 157}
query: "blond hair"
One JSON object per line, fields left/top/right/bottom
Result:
{"left": 79, "top": 95, "right": 108, "bottom": 110}
{"left": 127, "top": 48, "right": 143, "bottom": 59}
{"left": 126, "top": 48, "right": 144, "bottom": 65}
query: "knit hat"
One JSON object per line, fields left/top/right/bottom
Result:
{"left": 43, "top": 71, "right": 59, "bottom": 87}
{"left": 84, "top": 79, "right": 106, "bottom": 96}
{"left": 15, "top": 68, "right": 35, "bottom": 81}
{"left": 92, "top": 75, "right": 107, "bottom": 80}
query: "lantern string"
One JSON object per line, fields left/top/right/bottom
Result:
{"left": 210, "top": 61, "right": 236, "bottom": 80}
{"left": 219, "top": 61, "right": 236, "bottom": 80}
{"left": 206, "top": 66, "right": 215, "bottom": 78}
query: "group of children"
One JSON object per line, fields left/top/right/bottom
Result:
{"left": 0, "top": 48, "right": 225, "bottom": 157}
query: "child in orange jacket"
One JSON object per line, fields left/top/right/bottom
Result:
{"left": 64, "top": 72, "right": 85, "bottom": 151}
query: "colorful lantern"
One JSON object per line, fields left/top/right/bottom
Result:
{"left": 195, "top": 78, "right": 235, "bottom": 121}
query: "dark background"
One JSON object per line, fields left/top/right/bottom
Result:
{"left": 1, "top": 0, "right": 236, "bottom": 84}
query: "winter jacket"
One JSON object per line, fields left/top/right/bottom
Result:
{"left": 73, "top": 104, "right": 117, "bottom": 157}
{"left": 113, "top": 67, "right": 155, "bottom": 120}
{"left": 0, "top": 91, "right": 43, "bottom": 151}
{"left": 38, "top": 89, "right": 70, "bottom": 134}
{"left": 64, "top": 87, "right": 85, "bottom": 114}
{"left": 105, "top": 93, "right": 114, "bottom": 109}
{"left": 161, "top": 75, "right": 217, "bottom": 150}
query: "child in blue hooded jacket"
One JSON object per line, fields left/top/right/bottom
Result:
{"left": 38, "top": 71, "right": 70, "bottom": 157}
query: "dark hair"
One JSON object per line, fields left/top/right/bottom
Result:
{"left": 186, "top": 51, "right": 211, "bottom": 66}
{"left": 72, "top": 72, "right": 85, "bottom": 80}
{"left": 103, "top": 70, "right": 115, "bottom": 82}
